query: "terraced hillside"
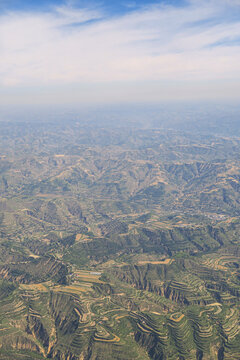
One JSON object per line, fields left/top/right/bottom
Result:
{"left": 0, "top": 120, "right": 240, "bottom": 359}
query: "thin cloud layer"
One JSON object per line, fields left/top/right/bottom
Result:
{"left": 0, "top": 0, "right": 239, "bottom": 103}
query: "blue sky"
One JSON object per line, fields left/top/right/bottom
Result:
{"left": 0, "top": 0, "right": 185, "bottom": 12}
{"left": 0, "top": 0, "right": 240, "bottom": 105}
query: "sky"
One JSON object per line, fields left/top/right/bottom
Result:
{"left": 0, "top": 0, "right": 240, "bottom": 105}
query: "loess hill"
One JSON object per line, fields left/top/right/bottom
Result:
{"left": 0, "top": 118, "right": 240, "bottom": 359}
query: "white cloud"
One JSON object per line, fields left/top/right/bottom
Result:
{"left": 0, "top": 0, "right": 239, "bottom": 103}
